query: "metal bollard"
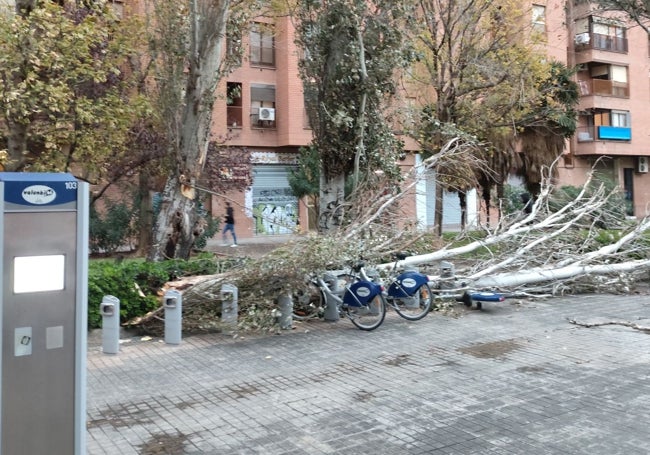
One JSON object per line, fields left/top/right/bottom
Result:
{"left": 100, "top": 295, "right": 120, "bottom": 354}
{"left": 322, "top": 272, "right": 340, "bottom": 322}
{"left": 220, "top": 283, "right": 238, "bottom": 326}
{"left": 439, "top": 261, "right": 456, "bottom": 290}
{"left": 163, "top": 290, "right": 182, "bottom": 345}
{"left": 440, "top": 261, "right": 455, "bottom": 278}
{"left": 277, "top": 293, "right": 293, "bottom": 330}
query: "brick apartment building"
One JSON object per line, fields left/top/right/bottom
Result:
{"left": 213, "top": 1, "right": 650, "bottom": 240}
{"left": 561, "top": 1, "right": 650, "bottom": 219}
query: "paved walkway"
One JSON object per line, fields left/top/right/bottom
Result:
{"left": 86, "top": 294, "right": 650, "bottom": 454}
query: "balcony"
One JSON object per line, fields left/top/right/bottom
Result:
{"left": 250, "top": 114, "right": 276, "bottom": 129}
{"left": 575, "top": 32, "right": 628, "bottom": 53}
{"left": 576, "top": 126, "right": 595, "bottom": 142}
{"left": 576, "top": 125, "right": 632, "bottom": 143}
{"left": 577, "top": 79, "right": 629, "bottom": 98}
{"left": 599, "top": 125, "right": 631, "bottom": 140}
{"left": 576, "top": 125, "right": 631, "bottom": 142}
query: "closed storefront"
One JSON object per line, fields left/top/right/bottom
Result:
{"left": 251, "top": 165, "right": 298, "bottom": 235}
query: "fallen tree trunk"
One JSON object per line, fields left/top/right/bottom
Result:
{"left": 472, "top": 260, "right": 650, "bottom": 288}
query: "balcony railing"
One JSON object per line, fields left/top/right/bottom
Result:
{"left": 250, "top": 114, "right": 276, "bottom": 129}
{"left": 575, "top": 32, "right": 628, "bottom": 53}
{"left": 592, "top": 33, "right": 628, "bottom": 53}
{"left": 599, "top": 125, "right": 631, "bottom": 140}
{"left": 576, "top": 126, "right": 595, "bottom": 142}
{"left": 578, "top": 79, "right": 629, "bottom": 98}
{"left": 576, "top": 125, "right": 632, "bottom": 141}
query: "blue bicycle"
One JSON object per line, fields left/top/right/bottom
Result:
{"left": 292, "top": 267, "right": 387, "bottom": 331}
{"left": 347, "top": 253, "right": 433, "bottom": 321}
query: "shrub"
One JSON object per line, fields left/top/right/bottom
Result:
{"left": 194, "top": 213, "right": 221, "bottom": 250}
{"left": 549, "top": 177, "right": 627, "bottom": 229}
{"left": 89, "top": 198, "right": 138, "bottom": 254}
{"left": 502, "top": 184, "right": 529, "bottom": 216}
{"left": 88, "top": 260, "right": 162, "bottom": 329}
{"left": 87, "top": 254, "right": 241, "bottom": 330}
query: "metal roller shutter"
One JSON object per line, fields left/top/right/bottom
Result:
{"left": 252, "top": 165, "right": 298, "bottom": 235}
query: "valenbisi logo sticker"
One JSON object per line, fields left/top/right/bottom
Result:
{"left": 22, "top": 185, "right": 57, "bottom": 205}
{"left": 355, "top": 286, "right": 371, "bottom": 298}
{"left": 401, "top": 278, "right": 417, "bottom": 288}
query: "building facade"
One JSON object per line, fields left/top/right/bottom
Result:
{"left": 561, "top": 1, "right": 650, "bottom": 218}
{"left": 88, "top": 1, "right": 645, "bottom": 239}
{"left": 211, "top": 13, "right": 482, "bottom": 238}
{"left": 5, "top": 1, "right": 650, "bottom": 238}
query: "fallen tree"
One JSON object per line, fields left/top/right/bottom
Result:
{"left": 380, "top": 163, "right": 650, "bottom": 295}
{"left": 132, "top": 152, "right": 650, "bottom": 335}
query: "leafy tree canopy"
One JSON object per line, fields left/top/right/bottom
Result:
{"left": 0, "top": 1, "right": 151, "bottom": 179}
{"left": 295, "top": 0, "right": 418, "bottom": 183}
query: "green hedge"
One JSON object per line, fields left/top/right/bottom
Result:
{"left": 87, "top": 254, "right": 240, "bottom": 330}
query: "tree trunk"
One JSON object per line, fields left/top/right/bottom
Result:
{"left": 148, "top": 0, "right": 231, "bottom": 261}
{"left": 459, "top": 191, "right": 466, "bottom": 230}
{"left": 319, "top": 172, "right": 346, "bottom": 233}
{"left": 149, "top": 176, "right": 199, "bottom": 261}
{"left": 482, "top": 184, "right": 491, "bottom": 227}
{"left": 473, "top": 261, "right": 650, "bottom": 288}
{"left": 434, "top": 182, "right": 443, "bottom": 236}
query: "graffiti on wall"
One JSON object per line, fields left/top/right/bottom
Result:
{"left": 253, "top": 188, "right": 298, "bottom": 235}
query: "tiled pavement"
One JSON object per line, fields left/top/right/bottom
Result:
{"left": 86, "top": 294, "right": 650, "bottom": 454}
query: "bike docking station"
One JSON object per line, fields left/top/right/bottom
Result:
{"left": 0, "top": 173, "right": 88, "bottom": 455}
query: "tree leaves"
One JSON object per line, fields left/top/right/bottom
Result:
{"left": 0, "top": 1, "right": 150, "bottom": 176}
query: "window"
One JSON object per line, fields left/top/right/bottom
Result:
{"left": 250, "top": 84, "right": 276, "bottom": 128}
{"left": 227, "top": 82, "right": 242, "bottom": 128}
{"left": 593, "top": 109, "right": 629, "bottom": 127}
{"left": 303, "top": 82, "right": 317, "bottom": 129}
{"left": 611, "top": 110, "right": 629, "bottom": 127}
{"left": 250, "top": 23, "right": 275, "bottom": 67}
{"left": 226, "top": 34, "right": 243, "bottom": 67}
{"left": 532, "top": 5, "right": 546, "bottom": 33}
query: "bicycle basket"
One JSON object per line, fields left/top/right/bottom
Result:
{"left": 343, "top": 281, "right": 382, "bottom": 307}
{"left": 387, "top": 271, "right": 428, "bottom": 298}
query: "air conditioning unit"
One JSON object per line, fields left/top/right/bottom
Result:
{"left": 637, "top": 156, "right": 649, "bottom": 173}
{"left": 259, "top": 107, "right": 276, "bottom": 121}
{"left": 575, "top": 33, "right": 590, "bottom": 45}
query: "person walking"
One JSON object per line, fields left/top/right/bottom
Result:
{"left": 222, "top": 201, "right": 237, "bottom": 247}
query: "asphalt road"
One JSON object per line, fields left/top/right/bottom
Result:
{"left": 86, "top": 293, "right": 650, "bottom": 454}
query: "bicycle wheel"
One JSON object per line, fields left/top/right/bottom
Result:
{"left": 392, "top": 282, "right": 432, "bottom": 321}
{"left": 346, "top": 294, "right": 387, "bottom": 331}
{"left": 292, "top": 282, "right": 324, "bottom": 320}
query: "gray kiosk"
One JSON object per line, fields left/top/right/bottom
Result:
{"left": 0, "top": 173, "right": 88, "bottom": 455}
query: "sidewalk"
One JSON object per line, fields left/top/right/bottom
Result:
{"left": 206, "top": 234, "right": 300, "bottom": 259}
{"left": 86, "top": 293, "right": 650, "bottom": 454}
